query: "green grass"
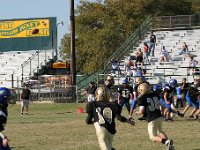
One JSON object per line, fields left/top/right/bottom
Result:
{"left": 3, "top": 103, "right": 200, "bottom": 150}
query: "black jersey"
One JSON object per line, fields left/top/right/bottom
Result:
{"left": 187, "top": 86, "right": 200, "bottom": 98}
{"left": 137, "top": 91, "right": 162, "bottom": 122}
{"left": 86, "top": 101, "right": 127, "bottom": 134}
{"left": 118, "top": 86, "right": 133, "bottom": 101}
{"left": 21, "top": 89, "right": 31, "bottom": 100}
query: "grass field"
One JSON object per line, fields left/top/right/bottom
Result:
{"left": 4, "top": 103, "right": 200, "bottom": 150}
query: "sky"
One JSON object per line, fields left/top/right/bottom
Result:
{"left": 0, "top": 0, "right": 82, "bottom": 47}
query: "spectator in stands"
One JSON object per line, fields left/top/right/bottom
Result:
{"left": 179, "top": 42, "right": 189, "bottom": 55}
{"left": 189, "top": 55, "right": 198, "bottom": 74}
{"left": 135, "top": 47, "right": 143, "bottom": 65}
{"left": 143, "top": 42, "right": 149, "bottom": 64}
{"left": 189, "top": 56, "right": 198, "bottom": 67}
{"left": 111, "top": 58, "right": 121, "bottom": 75}
{"left": 159, "top": 46, "right": 169, "bottom": 62}
{"left": 125, "top": 56, "right": 135, "bottom": 72}
{"left": 20, "top": 83, "right": 31, "bottom": 114}
{"left": 149, "top": 31, "right": 156, "bottom": 56}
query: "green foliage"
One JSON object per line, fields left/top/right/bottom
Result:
{"left": 59, "top": 0, "right": 196, "bottom": 74}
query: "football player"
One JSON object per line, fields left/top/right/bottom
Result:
{"left": 86, "top": 86, "right": 134, "bottom": 150}
{"left": 129, "top": 77, "right": 146, "bottom": 121}
{"left": 181, "top": 76, "right": 200, "bottom": 119}
{"left": 117, "top": 79, "right": 133, "bottom": 115}
{"left": 0, "top": 87, "right": 11, "bottom": 150}
{"left": 163, "top": 79, "right": 183, "bottom": 121}
{"left": 135, "top": 83, "right": 175, "bottom": 150}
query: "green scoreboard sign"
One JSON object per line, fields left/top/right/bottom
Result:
{"left": 0, "top": 17, "right": 57, "bottom": 51}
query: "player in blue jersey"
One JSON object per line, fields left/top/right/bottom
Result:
{"left": 162, "top": 79, "right": 183, "bottom": 121}
{"left": 117, "top": 79, "right": 133, "bottom": 115}
{"left": 0, "top": 87, "right": 11, "bottom": 150}
{"left": 181, "top": 76, "right": 200, "bottom": 119}
{"left": 86, "top": 86, "right": 134, "bottom": 150}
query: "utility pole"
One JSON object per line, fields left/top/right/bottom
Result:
{"left": 70, "top": 0, "right": 76, "bottom": 100}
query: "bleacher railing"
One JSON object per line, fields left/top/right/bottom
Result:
{"left": 152, "top": 14, "right": 200, "bottom": 29}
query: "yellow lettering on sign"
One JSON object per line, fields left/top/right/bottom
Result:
{"left": 0, "top": 19, "right": 50, "bottom": 38}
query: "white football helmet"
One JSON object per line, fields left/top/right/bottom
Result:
{"left": 137, "top": 83, "right": 149, "bottom": 95}
{"left": 106, "top": 75, "right": 115, "bottom": 86}
{"left": 95, "top": 86, "right": 111, "bottom": 102}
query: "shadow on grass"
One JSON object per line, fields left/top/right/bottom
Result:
{"left": 10, "top": 146, "right": 26, "bottom": 149}
{"left": 56, "top": 111, "right": 74, "bottom": 114}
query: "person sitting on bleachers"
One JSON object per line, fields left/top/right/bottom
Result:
{"left": 111, "top": 58, "right": 121, "bottom": 75}
{"left": 135, "top": 47, "right": 143, "bottom": 64}
{"left": 189, "top": 55, "right": 198, "bottom": 74}
{"left": 179, "top": 42, "right": 189, "bottom": 55}
{"left": 143, "top": 42, "right": 149, "bottom": 64}
{"left": 159, "top": 46, "right": 169, "bottom": 62}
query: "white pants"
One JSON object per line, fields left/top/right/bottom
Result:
{"left": 148, "top": 117, "right": 163, "bottom": 141}
{"left": 94, "top": 122, "right": 114, "bottom": 150}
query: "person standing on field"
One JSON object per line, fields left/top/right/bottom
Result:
{"left": 20, "top": 83, "right": 31, "bottom": 114}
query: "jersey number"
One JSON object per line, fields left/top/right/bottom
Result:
{"left": 96, "top": 107, "right": 112, "bottom": 124}
{"left": 147, "top": 97, "right": 160, "bottom": 111}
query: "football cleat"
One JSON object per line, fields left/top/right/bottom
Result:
{"left": 166, "top": 140, "right": 175, "bottom": 150}
{"left": 194, "top": 115, "right": 198, "bottom": 120}
{"left": 128, "top": 117, "right": 134, "bottom": 121}
{"left": 177, "top": 111, "right": 184, "bottom": 117}
{"left": 189, "top": 115, "right": 195, "bottom": 119}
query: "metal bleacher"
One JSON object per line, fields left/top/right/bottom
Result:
{"left": 116, "top": 29, "right": 200, "bottom": 85}
{"left": 0, "top": 50, "right": 53, "bottom": 88}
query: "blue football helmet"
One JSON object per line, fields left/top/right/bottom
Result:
{"left": 0, "top": 87, "right": 11, "bottom": 109}
{"left": 122, "top": 79, "right": 128, "bottom": 84}
{"left": 0, "top": 87, "right": 10, "bottom": 131}
{"left": 153, "top": 84, "right": 161, "bottom": 91}
{"left": 169, "top": 79, "right": 177, "bottom": 88}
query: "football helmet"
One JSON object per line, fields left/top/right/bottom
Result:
{"left": 135, "top": 77, "right": 143, "bottom": 85}
{"left": 106, "top": 75, "right": 115, "bottom": 86}
{"left": 169, "top": 79, "right": 177, "bottom": 88}
{"left": 153, "top": 84, "right": 161, "bottom": 91}
{"left": 162, "top": 85, "right": 170, "bottom": 91}
{"left": 0, "top": 87, "right": 9, "bottom": 131}
{"left": 0, "top": 87, "right": 11, "bottom": 110}
{"left": 122, "top": 79, "right": 128, "bottom": 85}
{"left": 137, "top": 83, "right": 149, "bottom": 95}
{"left": 95, "top": 86, "right": 110, "bottom": 102}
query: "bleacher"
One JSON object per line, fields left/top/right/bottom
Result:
{"left": 0, "top": 50, "right": 53, "bottom": 88}
{"left": 114, "top": 28, "right": 200, "bottom": 85}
